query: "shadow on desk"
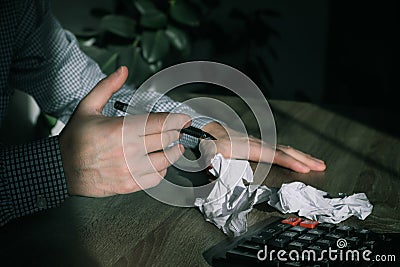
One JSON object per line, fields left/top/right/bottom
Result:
{"left": 1, "top": 99, "right": 399, "bottom": 266}
{"left": 0, "top": 200, "right": 98, "bottom": 266}
{"left": 269, "top": 101, "right": 400, "bottom": 233}
{"left": 0, "top": 170, "right": 226, "bottom": 266}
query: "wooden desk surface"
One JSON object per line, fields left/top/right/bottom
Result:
{"left": 1, "top": 99, "right": 399, "bottom": 266}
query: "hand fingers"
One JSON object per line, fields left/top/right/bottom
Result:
{"left": 276, "top": 145, "right": 326, "bottom": 171}
{"left": 143, "top": 113, "right": 191, "bottom": 135}
{"left": 144, "top": 130, "right": 181, "bottom": 153}
{"left": 145, "top": 144, "right": 184, "bottom": 174}
{"left": 77, "top": 66, "right": 128, "bottom": 115}
{"left": 201, "top": 136, "right": 263, "bottom": 162}
{"left": 247, "top": 141, "right": 326, "bottom": 173}
{"left": 215, "top": 135, "right": 324, "bottom": 173}
{"left": 273, "top": 149, "right": 312, "bottom": 173}
{"left": 215, "top": 132, "right": 326, "bottom": 173}
{"left": 248, "top": 141, "right": 275, "bottom": 163}
{"left": 131, "top": 169, "right": 167, "bottom": 191}
{"left": 127, "top": 145, "right": 183, "bottom": 190}
{"left": 214, "top": 136, "right": 273, "bottom": 163}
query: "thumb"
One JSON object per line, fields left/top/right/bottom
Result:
{"left": 77, "top": 66, "right": 128, "bottom": 115}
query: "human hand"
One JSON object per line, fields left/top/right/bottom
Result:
{"left": 200, "top": 122, "right": 326, "bottom": 173}
{"left": 59, "top": 67, "right": 190, "bottom": 197}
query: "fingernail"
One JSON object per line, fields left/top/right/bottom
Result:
{"left": 116, "top": 66, "right": 124, "bottom": 74}
{"left": 298, "top": 163, "right": 310, "bottom": 173}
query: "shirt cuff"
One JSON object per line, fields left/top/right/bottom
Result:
{"left": 1, "top": 136, "right": 68, "bottom": 226}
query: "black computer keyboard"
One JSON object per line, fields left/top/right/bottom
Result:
{"left": 204, "top": 216, "right": 399, "bottom": 266}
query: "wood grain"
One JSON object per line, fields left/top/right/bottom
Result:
{"left": 1, "top": 98, "right": 399, "bottom": 266}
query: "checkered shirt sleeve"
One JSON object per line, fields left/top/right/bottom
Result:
{"left": 7, "top": 0, "right": 211, "bottom": 145}
{"left": 0, "top": 0, "right": 214, "bottom": 226}
{"left": 0, "top": 137, "right": 67, "bottom": 226}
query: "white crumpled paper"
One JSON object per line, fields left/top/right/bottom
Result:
{"left": 195, "top": 154, "right": 374, "bottom": 236}
{"left": 194, "top": 154, "right": 272, "bottom": 237}
{"left": 268, "top": 182, "right": 373, "bottom": 224}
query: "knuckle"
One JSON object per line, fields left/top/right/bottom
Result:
{"left": 174, "top": 114, "right": 191, "bottom": 127}
{"left": 154, "top": 114, "right": 166, "bottom": 130}
{"left": 181, "top": 114, "right": 191, "bottom": 123}
{"left": 156, "top": 171, "right": 164, "bottom": 181}
{"left": 162, "top": 131, "right": 178, "bottom": 146}
{"left": 157, "top": 155, "right": 171, "bottom": 170}
{"left": 159, "top": 169, "right": 167, "bottom": 178}
{"left": 161, "top": 113, "right": 170, "bottom": 125}
{"left": 146, "top": 173, "right": 163, "bottom": 188}
{"left": 275, "top": 149, "right": 285, "bottom": 157}
{"left": 281, "top": 145, "right": 292, "bottom": 151}
{"left": 147, "top": 112, "right": 167, "bottom": 129}
{"left": 119, "top": 179, "right": 138, "bottom": 194}
{"left": 153, "top": 174, "right": 163, "bottom": 186}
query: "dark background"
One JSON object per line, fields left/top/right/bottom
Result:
{"left": 51, "top": 0, "right": 399, "bottom": 136}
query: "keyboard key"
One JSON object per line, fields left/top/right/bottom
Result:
{"left": 345, "top": 236, "right": 361, "bottom": 248}
{"left": 317, "top": 223, "right": 336, "bottom": 232}
{"left": 297, "top": 234, "right": 318, "bottom": 243}
{"left": 281, "top": 217, "right": 302, "bottom": 226}
{"left": 263, "top": 227, "right": 284, "bottom": 236}
{"left": 270, "top": 222, "right": 292, "bottom": 232}
{"left": 280, "top": 231, "right": 299, "bottom": 240}
{"left": 251, "top": 232, "right": 273, "bottom": 244}
{"left": 355, "top": 228, "right": 380, "bottom": 241}
{"left": 335, "top": 225, "right": 354, "bottom": 236}
{"left": 354, "top": 228, "right": 371, "bottom": 240}
{"left": 363, "top": 240, "right": 377, "bottom": 250}
{"left": 287, "top": 240, "right": 308, "bottom": 251}
{"left": 226, "top": 247, "right": 258, "bottom": 263}
{"left": 358, "top": 246, "right": 369, "bottom": 253}
{"left": 311, "top": 259, "right": 330, "bottom": 267}
{"left": 325, "top": 232, "right": 344, "bottom": 241}
{"left": 268, "top": 236, "right": 291, "bottom": 248}
{"left": 307, "top": 244, "right": 324, "bottom": 256}
{"left": 290, "top": 226, "right": 308, "bottom": 233}
{"left": 307, "top": 228, "right": 325, "bottom": 237}
{"left": 285, "top": 261, "right": 302, "bottom": 266}
{"left": 238, "top": 241, "right": 263, "bottom": 252}
{"left": 206, "top": 216, "right": 397, "bottom": 267}
{"left": 316, "top": 238, "right": 335, "bottom": 249}
{"left": 299, "top": 219, "right": 319, "bottom": 229}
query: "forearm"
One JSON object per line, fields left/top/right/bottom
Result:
{"left": 0, "top": 136, "right": 68, "bottom": 226}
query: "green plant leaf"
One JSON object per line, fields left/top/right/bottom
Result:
{"left": 113, "top": 45, "right": 155, "bottom": 86}
{"left": 90, "top": 7, "right": 111, "bottom": 19}
{"left": 74, "top": 29, "right": 99, "bottom": 38}
{"left": 140, "top": 10, "right": 167, "bottom": 29}
{"left": 132, "top": 47, "right": 154, "bottom": 86}
{"left": 118, "top": 46, "right": 135, "bottom": 85}
{"left": 132, "top": 50, "right": 155, "bottom": 86}
{"left": 100, "top": 15, "right": 136, "bottom": 39}
{"left": 170, "top": 0, "right": 199, "bottom": 27}
{"left": 43, "top": 113, "right": 58, "bottom": 129}
{"left": 141, "top": 30, "right": 170, "bottom": 63}
{"left": 80, "top": 45, "right": 114, "bottom": 66}
{"left": 101, "top": 52, "right": 119, "bottom": 75}
{"left": 149, "top": 61, "right": 162, "bottom": 73}
{"left": 165, "top": 25, "right": 189, "bottom": 52}
{"left": 133, "top": 0, "right": 157, "bottom": 14}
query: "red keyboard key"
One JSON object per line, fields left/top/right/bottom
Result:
{"left": 281, "top": 217, "right": 302, "bottom": 226}
{"left": 300, "top": 219, "right": 319, "bottom": 229}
